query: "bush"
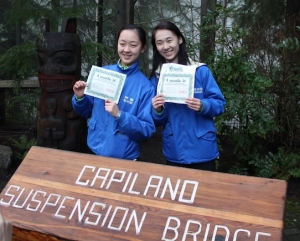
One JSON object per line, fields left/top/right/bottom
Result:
{"left": 198, "top": 6, "right": 300, "bottom": 180}
{"left": 9, "top": 134, "right": 36, "bottom": 160}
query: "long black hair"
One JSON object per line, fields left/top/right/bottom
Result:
{"left": 150, "top": 21, "right": 190, "bottom": 78}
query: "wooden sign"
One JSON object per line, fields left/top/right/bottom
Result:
{"left": 0, "top": 146, "right": 287, "bottom": 241}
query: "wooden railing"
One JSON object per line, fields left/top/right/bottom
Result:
{"left": 0, "top": 79, "right": 39, "bottom": 88}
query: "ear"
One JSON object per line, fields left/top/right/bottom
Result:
{"left": 179, "top": 37, "right": 183, "bottom": 44}
{"left": 61, "top": 18, "right": 77, "bottom": 33}
{"left": 40, "top": 18, "right": 50, "bottom": 33}
{"left": 141, "top": 45, "right": 147, "bottom": 53}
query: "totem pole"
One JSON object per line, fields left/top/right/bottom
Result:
{"left": 36, "top": 18, "right": 87, "bottom": 152}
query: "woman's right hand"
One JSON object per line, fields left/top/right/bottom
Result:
{"left": 152, "top": 94, "right": 165, "bottom": 113}
{"left": 73, "top": 80, "right": 87, "bottom": 99}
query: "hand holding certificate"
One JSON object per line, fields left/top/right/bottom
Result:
{"left": 84, "top": 65, "right": 126, "bottom": 104}
{"left": 157, "top": 63, "right": 197, "bottom": 104}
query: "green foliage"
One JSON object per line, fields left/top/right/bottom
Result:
{"left": 0, "top": 44, "right": 37, "bottom": 83}
{"left": 271, "top": 39, "right": 300, "bottom": 148}
{"left": 5, "top": 90, "right": 38, "bottom": 126}
{"left": 250, "top": 147, "right": 300, "bottom": 180}
{"left": 276, "top": 37, "right": 300, "bottom": 51}
{"left": 234, "top": 0, "right": 285, "bottom": 28}
{"left": 198, "top": 6, "right": 300, "bottom": 180}
{"left": 0, "top": 0, "right": 106, "bottom": 83}
{"left": 228, "top": 162, "right": 250, "bottom": 176}
{"left": 0, "top": 1, "right": 299, "bottom": 182}
{"left": 285, "top": 199, "right": 300, "bottom": 226}
{"left": 81, "top": 41, "right": 116, "bottom": 79}
{"left": 10, "top": 134, "right": 37, "bottom": 160}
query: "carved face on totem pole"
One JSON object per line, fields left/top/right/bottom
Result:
{"left": 36, "top": 18, "right": 81, "bottom": 91}
{"left": 36, "top": 18, "right": 87, "bottom": 151}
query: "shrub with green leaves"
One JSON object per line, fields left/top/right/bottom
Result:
{"left": 10, "top": 134, "right": 36, "bottom": 160}
{"left": 252, "top": 147, "right": 300, "bottom": 180}
{"left": 197, "top": 6, "right": 300, "bottom": 180}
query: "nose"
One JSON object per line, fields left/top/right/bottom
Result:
{"left": 162, "top": 42, "right": 169, "bottom": 50}
{"left": 124, "top": 45, "right": 130, "bottom": 52}
{"left": 39, "top": 58, "right": 61, "bottom": 75}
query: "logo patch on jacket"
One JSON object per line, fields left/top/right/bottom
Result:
{"left": 123, "top": 96, "right": 134, "bottom": 104}
{"left": 194, "top": 87, "right": 203, "bottom": 93}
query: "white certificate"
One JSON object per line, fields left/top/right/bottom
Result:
{"left": 84, "top": 65, "right": 126, "bottom": 104}
{"left": 157, "top": 63, "right": 197, "bottom": 104}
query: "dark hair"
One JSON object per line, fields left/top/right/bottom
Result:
{"left": 150, "top": 21, "right": 190, "bottom": 78}
{"left": 116, "top": 24, "right": 147, "bottom": 48}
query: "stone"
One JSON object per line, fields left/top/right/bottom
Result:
{"left": 0, "top": 145, "right": 12, "bottom": 172}
{"left": 0, "top": 212, "right": 12, "bottom": 241}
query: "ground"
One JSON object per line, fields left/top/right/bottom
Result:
{"left": 0, "top": 128, "right": 299, "bottom": 240}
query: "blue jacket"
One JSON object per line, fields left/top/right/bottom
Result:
{"left": 150, "top": 64, "right": 226, "bottom": 164}
{"left": 72, "top": 60, "right": 155, "bottom": 160}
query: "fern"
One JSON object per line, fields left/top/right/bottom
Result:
{"left": 10, "top": 135, "right": 36, "bottom": 160}
{"left": 253, "top": 148, "right": 300, "bottom": 180}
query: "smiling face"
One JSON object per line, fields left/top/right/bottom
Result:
{"left": 154, "top": 29, "right": 183, "bottom": 64}
{"left": 117, "top": 29, "right": 146, "bottom": 67}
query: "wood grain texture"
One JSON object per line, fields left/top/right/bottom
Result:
{"left": 0, "top": 146, "right": 287, "bottom": 241}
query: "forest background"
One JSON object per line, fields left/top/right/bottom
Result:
{"left": 0, "top": 0, "right": 300, "bottom": 181}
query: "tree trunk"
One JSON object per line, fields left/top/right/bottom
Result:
{"left": 286, "top": 0, "right": 300, "bottom": 37}
{"left": 51, "top": 0, "right": 60, "bottom": 31}
{"left": 96, "top": 0, "right": 103, "bottom": 66}
{"left": 200, "top": 0, "right": 216, "bottom": 63}
{"left": 116, "top": 0, "right": 135, "bottom": 33}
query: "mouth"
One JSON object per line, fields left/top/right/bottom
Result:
{"left": 122, "top": 54, "right": 132, "bottom": 59}
{"left": 163, "top": 51, "right": 173, "bottom": 57}
{"left": 38, "top": 74, "right": 77, "bottom": 92}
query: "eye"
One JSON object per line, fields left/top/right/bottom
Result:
{"left": 56, "top": 52, "right": 73, "bottom": 66}
{"left": 37, "top": 51, "right": 48, "bottom": 63}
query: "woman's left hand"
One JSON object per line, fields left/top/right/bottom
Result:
{"left": 185, "top": 98, "right": 202, "bottom": 112}
{"left": 105, "top": 99, "right": 120, "bottom": 118}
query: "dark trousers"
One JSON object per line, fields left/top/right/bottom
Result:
{"left": 166, "top": 159, "right": 216, "bottom": 171}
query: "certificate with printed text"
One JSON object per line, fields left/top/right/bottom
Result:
{"left": 157, "top": 63, "right": 197, "bottom": 104}
{"left": 84, "top": 65, "right": 126, "bottom": 104}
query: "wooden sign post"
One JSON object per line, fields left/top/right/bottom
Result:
{"left": 0, "top": 146, "right": 287, "bottom": 241}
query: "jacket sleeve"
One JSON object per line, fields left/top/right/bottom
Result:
{"left": 72, "top": 94, "right": 94, "bottom": 119}
{"left": 197, "top": 66, "right": 226, "bottom": 118}
{"left": 115, "top": 86, "right": 156, "bottom": 142}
